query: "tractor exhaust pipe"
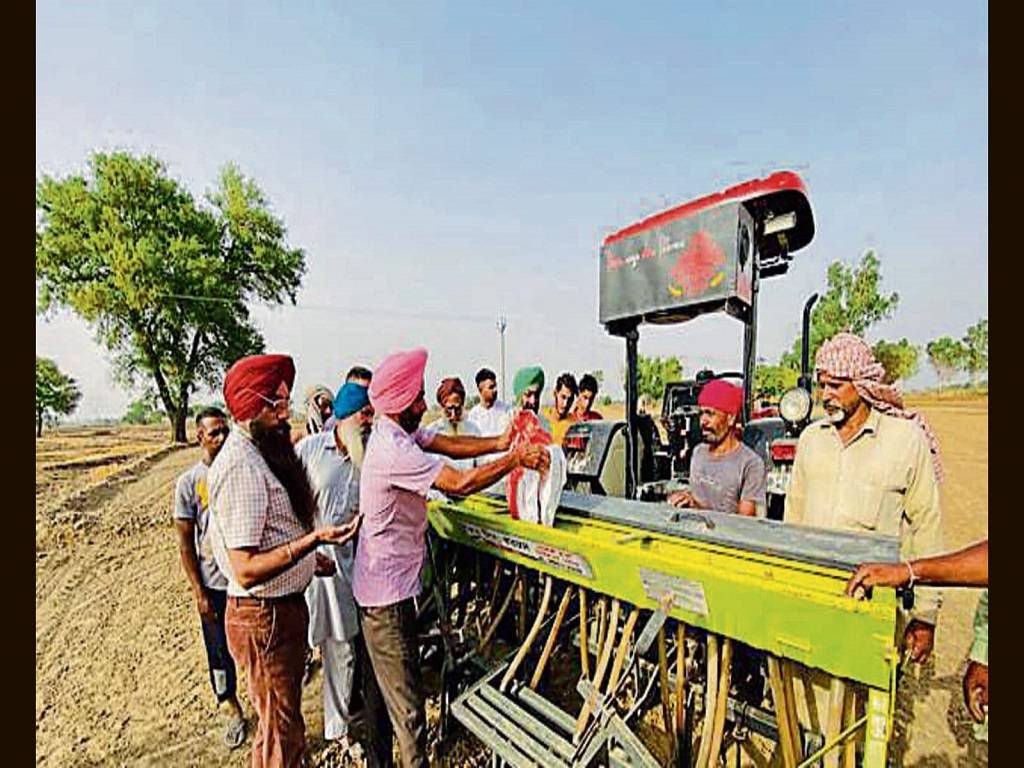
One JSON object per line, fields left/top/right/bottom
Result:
{"left": 798, "top": 293, "right": 819, "bottom": 391}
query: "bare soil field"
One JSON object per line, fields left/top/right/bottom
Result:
{"left": 35, "top": 398, "right": 988, "bottom": 766}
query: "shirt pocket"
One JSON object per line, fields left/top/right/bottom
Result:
{"left": 842, "top": 479, "right": 902, "bottom": 532}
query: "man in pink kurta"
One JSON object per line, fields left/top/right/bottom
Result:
{"left": 353, "top": 348, "right": 550, "bottom": 768}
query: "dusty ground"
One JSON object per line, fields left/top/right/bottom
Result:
{"left": 35, "top": 399, "right": 988, "bottom": 766}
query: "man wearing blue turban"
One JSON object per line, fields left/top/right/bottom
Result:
{"left": 295, "top": 380, "right": 375, "bottom": 753}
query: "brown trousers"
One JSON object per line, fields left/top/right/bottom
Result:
{"left": 360, "top": 599, "right": 427, "bottom": 768}
{"left": 226, "top": 595, "right": 309, "bottom": 768}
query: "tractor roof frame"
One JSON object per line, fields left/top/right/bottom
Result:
{"left": 601, "top": 171, "right": 816, "bottom": 498}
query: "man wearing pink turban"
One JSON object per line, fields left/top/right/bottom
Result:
{"left": 210, "top": 354, "right": 362, "bottom": 768}
{"left": 354, "top": 348, "right": 550, "bottom": 768}
{"left": 784, "top": 332, "right": 944, "bottom": 665}
{"left": 666, "top": 378, "right": 766, "bottom": 516}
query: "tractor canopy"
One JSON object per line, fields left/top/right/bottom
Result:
{"left": 599, "top": 171, "right": 814, "bottom": 326}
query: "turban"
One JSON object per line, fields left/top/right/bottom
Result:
{"left": 223, "top": 354, "right": 295, "bottom": 422}
{"left": 513, "top": 366, "right": 545, "bottom": 398}
{"left": 369, "top": 348, "right": 428, "bottom": 414}
{"left": 304, "top": 384, "right": 334, "bottom": 434}
{"left": 333, "top": 381, "right": 370, "bottom": 420}
{"left": 698, "top": 379, "right": 744, "bottom": 417}
{"left": 815, "top": 332, "right": 943, "bottom": 482}
{"left": 436, "top": 377, "right": 466, "bottom": 405}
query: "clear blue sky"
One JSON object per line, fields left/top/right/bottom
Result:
{"left": 36, "top": 1, "right": 988, "bottom": 419}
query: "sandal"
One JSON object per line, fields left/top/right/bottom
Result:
{"left": 224, "top": 715, "right": 247, "bottom": 749}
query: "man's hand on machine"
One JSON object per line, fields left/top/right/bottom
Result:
{"left": 845, "top": 561, "right": 912, "bottom": 597}
{"left": 666, "top": 490, "right": 698, "bottom": 508}
{"left": 515, "top": 444, "right": 550, "bottom": 473}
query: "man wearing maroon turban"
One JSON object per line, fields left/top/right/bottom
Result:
{"left": 354, "top": 348, "right": 550, "bottom": 768}
{"left": 666, "top": 378, "right": 766, "bottom": 517}
{"left": 209, "top": 354, "right": 361, "bottom": 768}
{"left": 421, "top": 377, "right": 481, "bottom": 471}
{"left": 785, "top": 332, "right": 944, "bottom": 666}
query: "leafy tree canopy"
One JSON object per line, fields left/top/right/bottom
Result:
{"left": 962, "top": 318, "right": 988, "bottom": 383}
{"left": 925, "top": 336, "right": 967, "bottom": 388}
{"left": 872, "top": 338, "right": 920, "bottom": 385}
{"left": 753, "top": 364, "right": 800, "bottom": 401}
{"left": 35, "top": 357, "right": 81, "bottom": 436}
{"left": 635, "top": 355, "right": 683, "bottom": 402}
{"left": 36, "top": 152, "right": 306, "bottom": 441}
{"left": 782, "top": 250, "right": 899, "bottom": 370}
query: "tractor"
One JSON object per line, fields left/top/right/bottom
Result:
{"left": 563, "top": 171, "right": 819, "bottom": 520}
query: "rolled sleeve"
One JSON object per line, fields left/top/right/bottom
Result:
{"left": 903, "top": 432, "right": 944, "bottom": 625}
{"left": 211, "top": 460, "right": 268, "bottom": 549}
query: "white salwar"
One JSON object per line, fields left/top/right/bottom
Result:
{"left": 296, "top": 430, "right": 361, "bottom": 741}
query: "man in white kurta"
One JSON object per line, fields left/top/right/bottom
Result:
{"left": 295, "top": 382, "right": 374, "bottom": 745}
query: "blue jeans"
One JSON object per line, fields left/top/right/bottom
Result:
{"left": 200, "top": 588, "right": 238, "bottom": 704}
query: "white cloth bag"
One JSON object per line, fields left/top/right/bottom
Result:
{"left": 512, "top": 445, "right": 567, "bottom": 527}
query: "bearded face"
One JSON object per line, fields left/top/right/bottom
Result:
{"left": 818, "top": 373, "right": 863, "bottom": 427}
{"left": 249, "top": 416, "right": 317, "bottom": 530}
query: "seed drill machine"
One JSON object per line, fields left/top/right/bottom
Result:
{"left": 423, "top": 172, "right": 905, "bottom": 767}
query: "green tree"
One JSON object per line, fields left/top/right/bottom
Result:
{"left": 782, "top": 250, "right": 899, "bottom": 370}
{"left": 962, "top": 318, "right": 988, "bottom": 384}
{"left": 871, "top": 338, "right": 920, "bottom": 385}
{"left": 123, "top": 393, "right": 164, "bottom": 425}
{"left": 926, "top": 336, "right": 967, "bottom": 390}
{"left": 635, "top": 355, "right": 683, "bottom": 401}
{"left": 753, "top": 364, "right": 799, "bottom": 401}
{"left": 36, "top": 152, "right": 306, "bottom": 442}
{"left": 35, "top": 357, "right": 82, "bottom": 437}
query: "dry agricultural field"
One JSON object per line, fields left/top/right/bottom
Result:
{"left": 35, "top": 398, "right": 989, "bottom": 766}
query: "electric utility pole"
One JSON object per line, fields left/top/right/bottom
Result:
{"left": 497, "top": 316, "right": 508, "bottom": 401}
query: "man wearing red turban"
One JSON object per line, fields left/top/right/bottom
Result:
{"left": 667, "top": 378, "right": 766, "bottom": 517}
{"left": 354, "top": 348, "right": 551, "bottom": 768}
{"left": 421, "top": 377, "right": 482, "bottom": 471}
{"left": 210, "top": 354, "right": 361, "bottom": 768}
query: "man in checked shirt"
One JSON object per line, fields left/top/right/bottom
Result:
{"left": 209, "top": 354, "right": 361, "bottom": 768}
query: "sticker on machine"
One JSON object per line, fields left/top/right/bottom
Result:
{"left": 638, "top": 568, "right": 709, "bottom": 617}
{"left": 461, "top": 523, "right": 594, "bottom": 579}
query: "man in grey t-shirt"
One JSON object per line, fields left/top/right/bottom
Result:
{"left": 173, "top": 407, "right": 247, "bottom": 748}
{"left": 668, "top": 380, "right": 766, "bottom": 517}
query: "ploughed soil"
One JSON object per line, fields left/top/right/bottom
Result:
{"left": 35, "top": 399, "right": 987, "bottom": 766}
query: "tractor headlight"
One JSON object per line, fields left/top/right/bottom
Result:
{"left": 779, "top": 387, "right": 812, "bottom": 426}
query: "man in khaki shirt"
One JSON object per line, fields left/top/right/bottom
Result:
{"left": 785, "top": 332, "right": 945, "bottom": 663}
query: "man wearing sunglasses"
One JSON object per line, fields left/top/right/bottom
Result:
{"left": 209, "top": 354, "right": 361, "bottom": 768}
{"left": 173, "top": 406, "right": 247, "bottom": 749}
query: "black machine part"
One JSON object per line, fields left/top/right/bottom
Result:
{"left": 563, "top": 420, "right": 626, "bottom": 494}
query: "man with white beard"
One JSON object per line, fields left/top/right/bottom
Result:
{"left": 295, "top": 381, "right": 375, "bottom": 753}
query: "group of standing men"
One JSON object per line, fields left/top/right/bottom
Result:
{"left": 171, "top": 330, "right": 986, "bottom": 767}
{"left": 173, "top": 352, "right": 550, "bottom": 767}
